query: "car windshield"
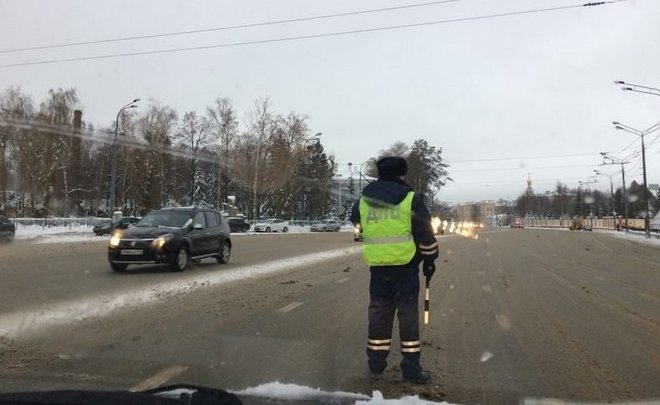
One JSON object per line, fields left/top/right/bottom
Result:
{"left": 2, "top": 1, "right": 660, "bottom": 404}
{"left": 136, "top": 212, "right": 192, "bottom": 228}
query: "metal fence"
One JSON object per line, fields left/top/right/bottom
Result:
{"left": 8, "top": 217, "right": 354, "bottom": 229}
{"left": 9, "top": 217, "right": 104, "bottom": 228}
{"left": 522, "top": 218, "right": 645, "bottom": 230}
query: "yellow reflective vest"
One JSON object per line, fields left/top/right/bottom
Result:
{"left": 359, "top": 191, "right": 416, "bottom": 266}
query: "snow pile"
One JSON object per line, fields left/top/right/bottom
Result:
{"left": 233, "top": 382, "right": 369, "bottom": 402}
{"left": 358, "top": 390, "right": 455, "bottom": 405}
{"left": 233, "top": 383, "right": 456, "bottom": 405}
{"left": 605, "top": 230, "right": 660, "bottom": 248}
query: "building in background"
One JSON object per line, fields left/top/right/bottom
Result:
{"left": 331, "top": 163, "right": 376, "bottom": 220}
{"left": 456, "top": 200, "right": 496, "bottom": 224}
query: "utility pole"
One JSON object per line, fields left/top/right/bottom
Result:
{"left": 613, "top": 80, "right": 660, "bottom": 237}
{"left": 595, "top": 169, "right": 616, "bottom": 229}
{"left": 641, "top": 133, "right": 650, "bottom": 237}
{"left": 612, "top": 121, "right": 659, "bottom": 237}
{"left": 601, "top": 153, "right": 631, "bottom": 232}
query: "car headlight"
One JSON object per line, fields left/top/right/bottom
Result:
{"left": 109, "top": 232, "right": 122, "bottom": 247}
{"left": 153, "top": 233, "right": 174, "bottom": 249}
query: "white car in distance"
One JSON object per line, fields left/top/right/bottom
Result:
{"left": 254, "top": 218, "right": 289, "bottom": 233}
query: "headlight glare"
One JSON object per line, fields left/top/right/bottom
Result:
{"left": 153, "top": 233, "right": 174, "bottom": 249}
{"left": 110, "top": 233, "right": 121, "bottom": 247}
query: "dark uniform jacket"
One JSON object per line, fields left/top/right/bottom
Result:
{"left": 350, "top": 178, "right": 439, "bottom": 274}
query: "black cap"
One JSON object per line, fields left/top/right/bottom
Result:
{"left": 377, "top": 156, "right": 407, "bottom": 179}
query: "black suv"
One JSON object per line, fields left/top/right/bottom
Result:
{"left": 0, "top": 216, "right": 16, "bottom": 241}
{"left": 93, "top": 216, "right": 140, "bottom": 236}
{"left": 108, "top": 207, "right": 231, "bottom": 272}
{"left": 226, "top": 217, "right": 251, "bottom": 233}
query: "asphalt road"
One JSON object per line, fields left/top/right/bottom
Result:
{"left": 1, "top": 229, "right": 659, "bottom": 404}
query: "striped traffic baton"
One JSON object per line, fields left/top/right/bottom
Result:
{"left": 424, "top": 276, "right": 430, "bottom": 325}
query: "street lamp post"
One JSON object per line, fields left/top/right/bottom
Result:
{"left": 293, "top": 132, "right": 322, "bottom": 220}
{"left": 110, "top": 99, "right": 139, "bottom": 213}
{"left": 614, "top": 80, "right": 660, "bottom": 237}
{"left": 357, "top": 160, "right": 370, "bottom": 197}
{"left": 601, "top": 152, "right": 631, "bottom": 232}
{"left": 578, "top": 178, "right": 598, "bottom": 221}
{"left": 615, "top": 80, "right": 660, "bottom": 97}
{"left": 594, "top": 169, "right": 615, "bottom": 228}
{"left": 611, "top": 121, "right": 660, "bottom": 238}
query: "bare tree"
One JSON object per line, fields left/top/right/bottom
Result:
{"left": 243, "top": 97, "right": 277, "bottom": 219}
{"left": 177, "top": 111, "right": 211, "bottom": 205}
{"left": 0, "top": 86, "right": 34, "bottom": 214}
{"left": 207, "top": 97, "right": 238, "bottom": 207}
{"left": 137, "top": 103, "right": 177, "bottom": 210}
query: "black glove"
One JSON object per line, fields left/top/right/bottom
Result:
{"left": 423, "top": 260, "right": 436, "bottom": 279}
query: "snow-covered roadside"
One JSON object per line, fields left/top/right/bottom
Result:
{"left": 11, "top": 223, "right": 352, "bottom": 243}
{"left": 604, "top": 229, "right": 660, "bottom": 248}
{"left": 12, "top": 223, "right": 102, "bottom": 244}
{"left": 231, "top": 226, "right": 353, "bottom": 236}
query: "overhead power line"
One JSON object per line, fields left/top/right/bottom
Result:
{"left": 0, "top": 0, "right": 461, "bottom": 54}
{"left": 447, "top": 152, "right": 602, "bottom": 164}
{"left": 447, "top": 176, "right": 588, "bottom": 186}
{"left": 0, "top": 0, "right": 627, "bottom": 69}
{"left": 451, "top": 163, "right": 596, "bottom": 172}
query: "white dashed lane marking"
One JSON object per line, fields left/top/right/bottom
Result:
{"left": 482, "top": 285, "right": 492, "bottom": 293}
{"left": 278, "top": 302, "right": 304, "bottom": 313}
{"left": 335, "top": 278, "right": 350, "bottom": 284}
{"left": 129, "top": 365, "right": 189, "bottom": 392}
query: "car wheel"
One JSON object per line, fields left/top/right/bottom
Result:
{"left": 217, "top": 241, "right": 231, "bottom": 264}
{"left": 266, "top": 227, "right": 271, "bottom": 232}
{"left": 110, "top": 262, "right": 127, "bottom": 272}
{"left": 282, "top": 226, "right": 288, "bottom": 233}
{"left": 172, "top": 247, "right": 189, "bottom": 272}
{"left": 335, "top": 227, "right": 340, "bottom": 232}
{"left": 322, "top": 227, "right": 326, "bottom": 232}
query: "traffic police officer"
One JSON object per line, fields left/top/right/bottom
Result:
{"left": 350, "top": 156, "right": 439, "bottom": 384}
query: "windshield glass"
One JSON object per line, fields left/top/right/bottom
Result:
{"left": 136, "top": 212, "right": 192, "bottom": 228}
{"left": 1, "top": 1, "right": 659, "bottom": 404}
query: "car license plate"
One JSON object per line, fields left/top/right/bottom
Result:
{"left": 121, "top": 249, "right": 143, "bottom": 256}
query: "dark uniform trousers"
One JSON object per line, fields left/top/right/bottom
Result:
{"left": 367, "top": 270, "right": 422, "bottom": 378}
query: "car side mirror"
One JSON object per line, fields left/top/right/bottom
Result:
{"left": 193, "top": 223, "right": 204, "bottom": 230}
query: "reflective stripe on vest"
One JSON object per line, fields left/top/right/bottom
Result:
{"left": 359, "top": 191, "right": 416, "bottom": 266}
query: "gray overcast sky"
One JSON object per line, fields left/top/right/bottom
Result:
{"left": 1, "top": 0, "right": 659, "bottom": 204}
